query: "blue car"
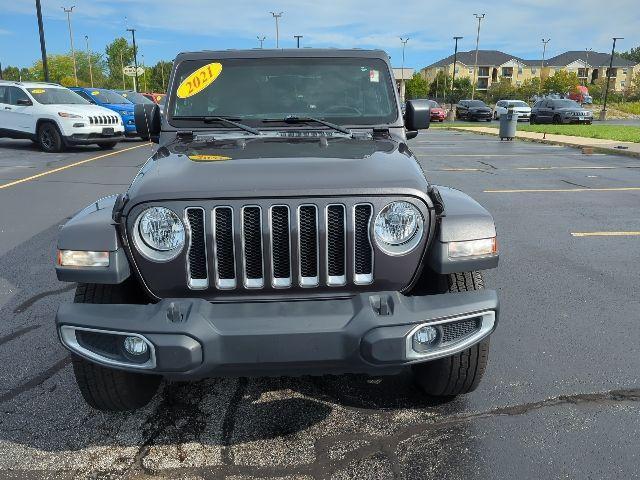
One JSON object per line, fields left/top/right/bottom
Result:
{"left": 70, "top": 87, "right": 138, "bottom": 137}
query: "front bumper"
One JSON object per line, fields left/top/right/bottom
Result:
{"left": 562, "top": 116, "right": 593, "bottom": 124}
{"left": 469, "top": 112, "right": 492, "bottom": 120}
{"left": 65, "top": 132, "right": 124, "bottom": 145}
{"left": 56, "top": 290, "right": 498, "bottom": 379}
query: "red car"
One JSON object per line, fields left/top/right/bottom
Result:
{"left": 142, "top": 92, "right": 166, "bottom": 104}
{"left": 428, "top": 100, "right": 447, "bottom": 122}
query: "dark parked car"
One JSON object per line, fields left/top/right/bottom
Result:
{"left": 456, "top": 99, "right": 492, "bottom": 121}
{"left": 530, "top": 98, "right": 594, "bottom": 124}
{"left": 54, "top": 49, "right": 499, "bottom": 411}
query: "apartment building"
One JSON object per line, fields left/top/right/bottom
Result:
{"left": 421, "top": 50, "right": 639, "bottom": 92}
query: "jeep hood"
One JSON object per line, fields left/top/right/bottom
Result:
{"left": 125, "top": 135, "right": 430, "bottom": 206}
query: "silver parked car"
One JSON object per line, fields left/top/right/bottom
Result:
{"left": 493, "top": 100, "right": 531, "bottom": 122}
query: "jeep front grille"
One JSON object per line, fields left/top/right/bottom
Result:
{"left": 183, "top": 202, "right": 374, "bottom": 290}
{"left": 88, "top": 115, "right": 119, "bottom": 125}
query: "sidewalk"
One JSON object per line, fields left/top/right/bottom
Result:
{"left": 448, "top": 126, "right": 640, "bottom": 158}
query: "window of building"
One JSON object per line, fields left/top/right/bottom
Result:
{"left": 518, "top": 66, "right": 523, "bottom": 74}
{"left": 578, "top": 68, "right": 588, "bottom": 78}
{"left": 478, "top": 67, "right": 489, "bottom": 77}
{"left": 501, "top": 67, "right": 513, "bottom": 77}
{"left": 531, "top": 67, "right": 537, "bottom": 74}
{"left": 477, "top": 78, "right": 489, "bottom": 89}
{"left": 622, "top": 68, "right": 628, "bottom": 75}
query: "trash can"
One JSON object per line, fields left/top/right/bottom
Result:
{"left": 499, "top": 108, "right": 518, "bottom": 141}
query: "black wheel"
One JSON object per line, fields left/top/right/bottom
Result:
{"left": 412, "top": 271, "right": 491, "bottom": 397}
{"left": 71, "top": 282, "right": 160, "bottom": 411}
{"left": 38, "top": 122, "right": 64, "bottom": 153}
{"left": 98, "top": 141, "right": 118, "bottom": 150}
{"left": 140, "top": 135, "right": 150, "bottom": 141}
{"left": 553, "top": 115, "right": 562, "bottom": 124}
{"left": 493, "top": 111, "right": 498, "bottom": 120}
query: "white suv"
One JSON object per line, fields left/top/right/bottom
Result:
{"left": 0, "top": 81, "right": 125, "bottom": 152}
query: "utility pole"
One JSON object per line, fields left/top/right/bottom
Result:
{"left": 127, "top": 28, "right": 139, "bottom": 92}
{"left": 270, "top": 12, "right": 283, "bottom": 48}
{"left": 141, "top": 54, "right": 147, "bottom": 92}
{"left": 119, "top": 51, "right": 126, "bottom": 89}
{"left": 471, "top": 13, "right": 485, "bottom": 100}
{"left": 449, "top": 36, "right": 463, "bottom": 118}
{"left": 35, "top": 0, "right": 50, "bottom": 82}
{"left": 538, "top": 38, "right": 550, "bottom": 95}
{"left": 584, "top": 48, "right": 592, "bottom": 85}
{"left": 400, "top": 37, "right": 409, "bottom": 102}
{"left": 600, "top": 37, "right": 624, "bottom": 121}
{"left": 257, "top": 36, "right": 266, "bottom": 49}
{"left": 84, "top": 35, "right": 94, "bottom": 87}
{"left": 294, "top": 35, "right": 303, "bottom": 48}
{"left": 62, "top": 6, "right": 78, "bottom": 85}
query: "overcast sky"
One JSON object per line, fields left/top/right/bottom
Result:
{"left": 1, "top": 0, "right": 638, "bottom": 70}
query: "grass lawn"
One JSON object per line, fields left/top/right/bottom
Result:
{"left": 515, "top": 124, "right": 640, "bottom": 143}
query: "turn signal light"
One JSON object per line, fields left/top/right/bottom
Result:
{"left": 57, "top": 250, "right": 109, "bottom": 267}
{"left": 448, "top": 237, "right": 497, "bottom": 259}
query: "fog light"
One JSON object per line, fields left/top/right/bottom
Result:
{"left": 412, "top": 325, "right": 440, "bottom": 353}
{"left": 123, "top": 336, "right": 148, "bottom": 356}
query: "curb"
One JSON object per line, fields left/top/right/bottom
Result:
{"left": 446, "top": 126, "right": 640, "bottom": 159}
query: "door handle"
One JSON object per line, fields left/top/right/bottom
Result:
{"left": 4, "top": 107, "right": 11, "bottom": 110}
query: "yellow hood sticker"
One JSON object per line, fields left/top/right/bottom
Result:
{"left": 177, "top": 62, "right": 222, "bottom": 99}
{"left": 188, "top": 154, "right": 232, "bottom": 162}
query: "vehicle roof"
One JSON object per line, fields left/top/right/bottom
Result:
{"left": 0, "top": 80, "right": 65, "bottom": 88}
{"left": 70, "top": 86, "right": 112, "bottom": 91}
{"left": 174, "top": 48, "right": 390, "bottom": 62}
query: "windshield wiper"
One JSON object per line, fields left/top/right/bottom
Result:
{"left": 172, "top": 116, "right": 261, "bottom": 135}
{"left": 262, "top": 115, "right": 352, "bottom": 136}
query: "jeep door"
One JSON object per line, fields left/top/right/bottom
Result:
{"left": 9, "top": 87, "right": 36, "bottom": 134}
{"left": 0, "top": 86, "right": 33, "bottom": 135}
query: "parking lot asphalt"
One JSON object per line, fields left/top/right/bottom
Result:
{"left": 0, "top": 131, "right": 639, "bottom": 479}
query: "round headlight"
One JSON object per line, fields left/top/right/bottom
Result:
{"left": 134, "top": 207, "right": 185, "bottom": 261}
{"left": 374, "top": 201, "right": 424, "bottom": 255}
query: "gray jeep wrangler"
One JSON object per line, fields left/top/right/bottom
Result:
{"left": 55, "top": 49, "right": 499, "bottom": 411}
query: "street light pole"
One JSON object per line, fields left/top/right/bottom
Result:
{"left": 294, "top": 35, "right": 303, "bottom": 48}
{"left": 119, "top": 51, "right": 126, "bottom": 89}
{"left": 127, "top": 28, "right": 139, "bottom": 92}
{"left": 471, "top": 13, "right": 485, "bottom": 100}
{"left": 62, "top": 6, "right": 78, "bottom": 85}
{"left": 449, "top": 36, "right": 463, "bottom": 117}
{"left": 538, "top": 38, "right": 550, "bottom": 95}
{"left": 141, "top": 54, "right": 147, "bottom": 92}
{"left": 584, "top": 48, "right": 592, "bottom": 85}
{"left": 270, "top": 12, "right": 283, "bottom": 48}
{"left": 84, "top": 35, "right": 94, "bottom": 87}
{"left": 600, "top": 37, "right": 624, "bottom": 121}
{"left": 257, "top": 36, "right": 266, "bottom": 48}
{"left": 35, "top": 0, "right": 50, "bottom": 82}
{"left": 400, "top": 37, "right": 409, "bottom": 102}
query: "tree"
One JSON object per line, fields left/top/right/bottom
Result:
{"left": 517, "top": 78, "right": 541, "bottom": 101}
{"left": 626, "top": 72, "right": 640, "bottom": 101}
{"left": 105, "top": 37, "right": 136, "bottom": 89}
{"left": 29, "top": 51, "right": 107, "bottom": 86}
{"left": 451, "top": 77, "right": 472, "bottom": 103}
{"left": 1, "top": 65, "right": 21, "bottom": 81}
{"left": 405, "top": 73, "right": 429, "bottom": 100}
{"left": 142, "top": 60, "right": 172, "bottom": 93}
{"left": 486, "top": 79, "right": 517, "bottom": 103}
{"left": 620, "top": 46, "right": 640, "bottom": 64}
{"left": 542, "top": 70, "right": 580, "bottom": 95}
{"left": 428, "top": 70, "right": 449, "bottom": 102}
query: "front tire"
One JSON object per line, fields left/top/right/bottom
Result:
{"left": 412, "top": 271, "right": 491, "bottom": 397}
{"left": 38, "top": 122, "right": 64, "bottom": 153}
{"left": 71, "top": 282, "right": 160, "bottom": 411}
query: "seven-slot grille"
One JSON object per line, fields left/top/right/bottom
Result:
{"left": 184, "top": 203, "right": 374, "bottom": 290}
{"left": 88, "top": 115, "right": 119, "bottom": 125}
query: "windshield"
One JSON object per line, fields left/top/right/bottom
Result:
{"left": 170, "top": 57, "right": 397, "bottom": 127}
{"left": 118, "top": 91, "right": 154, "bottom": 104}
{"left": 89, "top": 90, "right": 132, "bottom": 104}
{"left": 554, "top": 99, "right": 581, "bottom": 108}
{"left": 506, "top": 101, "right": 529, "bottom": 108}
{"left": 466, "top": 100, "right": 486, "bottom": 107}
{"left": 29, "top": 88, "right": 89, "bottom": 105}
{"left": 428, "top": 100, "right": 441, "bottom": 108}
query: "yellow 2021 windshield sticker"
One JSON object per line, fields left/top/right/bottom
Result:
{"left": 30, "top": 89, "right": 45, "bottom": 94}
{"left": 188, "top": 154, "right": 231, "bottom": 162}
{"left": 177, "top": 62, "right": 222, "bottom": 99}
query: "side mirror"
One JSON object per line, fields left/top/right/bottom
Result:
{"left": 404, "top": 99, "right": 430, "bottom": 131}
{"left": 17, "top": 98, "right": 32, "bottom": 106}
{"left": 135, "top": 103, "right": 161, "bottom": 143}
